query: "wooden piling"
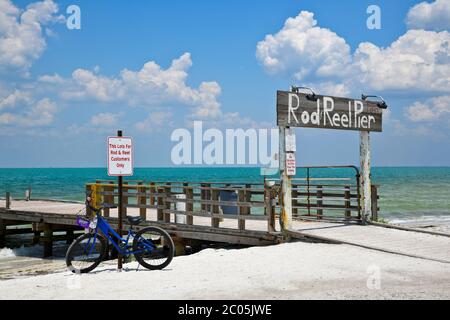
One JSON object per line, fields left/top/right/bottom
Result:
{"left": 43, "top": 224, "right": 53, "bottom": 257}
{"left": 66, "top": 229, "right": 74, "bottom": 244}
{"left": 0, "top": 219, "right": 5, "bottom": 247}
{"left": 5, "top": 192, "right": 10, "bottom": 209}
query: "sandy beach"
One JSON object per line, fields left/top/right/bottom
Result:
{"left": 1, "top": 241, "right": 449, "bottom": 300}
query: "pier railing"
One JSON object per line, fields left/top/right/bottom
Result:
{"left": 86, "top": 181, "right": 277, "bottom": 233}
{"left": 86, "top": 171, "right": 379, "bottom": 232}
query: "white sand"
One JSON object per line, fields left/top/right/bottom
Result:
{"left": 0, "top": 241, "right": 449, "bottom": 300}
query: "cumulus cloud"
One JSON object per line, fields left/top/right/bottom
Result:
{"left": 405, "top": 95, "right": 450, "bottom": 122}
{"left": 90, "top": 112, "right": 122, "bottom": 127}
{"left": 256, "top": 11, "right": 351, "bottom": 80}
{"left": 0, "top": 89, "right": 31, "bottom": 110}
{"left": 353, "top": 29, "right": 450, "bottom": 92}
{"left": 406, "top": 0, "right": 450, "bottom": 31}
{"left": 0, "top": 97, "right": 57, "bottom": 127}
{"left": 256, "top": 10, "right": 450, "bottom": 96}
{"left": 0, "top": 0, "right": 63, "bottom": 72}
{"left": 135, "top": 111, "right": 173, "bottom": 132}
{"left": 47, "top": 53, "right": 223, "bottom": 119}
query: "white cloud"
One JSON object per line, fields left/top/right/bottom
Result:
{"left": 90, "top": 112, "right": 121, "bottom": 127}
{"left": 353, "top": 29, "right": 450, "bottom": 92}
{"left": 406, "top": 0, "right": 450, "bottom": 31}
{"left": 256, "top": 11, "right": 351, "bottom": 80}
{"left": 50, "top": 53, "right": 223, "bottom": 119}
{"left": 256, "top": 10, "right": 450, "bottom": 96}
{"left": 0, "top": 0, "right": 63, "bottom": 72}
{"left": 135, "top": 111, "right": 173, "bottom": 132}
{"left": 405, "top": 95, "right": 450, "bottom": 122}
{"left": 0, "top": 89, "right": 31, "bottom": 110}
{"left": 0, "top": 97, "right": 57, "bottom": 127}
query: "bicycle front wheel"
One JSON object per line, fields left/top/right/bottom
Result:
{"left": 66, "top": 233, "right": 107, "bottom": 273}
{"left": 133, "top": 226, "right": 174, "bottom": 270}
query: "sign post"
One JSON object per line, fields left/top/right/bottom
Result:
{"left": 276, "top": 89, "right": 385, "bottom": 225}
{"left": 108, "top": 130, "right": 133, "bottom": 271}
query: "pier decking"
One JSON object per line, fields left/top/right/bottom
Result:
{"left": 1, "top": 198, "right": 450, "bottom": 264}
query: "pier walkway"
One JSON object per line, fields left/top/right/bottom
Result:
{"left": 1, "top": 199, "right": 450, "bottom": 264}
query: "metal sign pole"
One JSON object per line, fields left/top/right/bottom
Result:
{"left": 117, "top": 130, "right": 123, "bottom": 271}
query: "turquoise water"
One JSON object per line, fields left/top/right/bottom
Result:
{"left": 0, "top": 167, "right": 449, "bottom": 222}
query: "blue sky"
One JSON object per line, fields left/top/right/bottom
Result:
{"left": 1, "top": 0, "right": 449, "bottom": 167}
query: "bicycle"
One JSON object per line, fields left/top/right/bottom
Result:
{"left": 66, "top": 198, "right": 174, "bottom": 273}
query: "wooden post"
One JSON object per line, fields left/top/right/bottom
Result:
{"left": 185, "top": 185, "right": 194, "bottom": 225}
{"left": 279, "top": 126, "right": 292, "bottom": 231}
{"left": 265, "top": 184, "right": 276, "bottom": 232}
{"left": 43, "top": 224, "right": 53, "bottom": 257}
{"left": 0, "top": 219, "right": 6, "bottom": 247}
{"left": 238, "top": 189, "right": 246, "bottom": 230}
{"left": 360, "top": 131, "right": 371, "bottom": 225}
{"left": 66, "top": 229, "right": 74, "bottom": 245}
{"left": 149, "top": 182, "right": 156, "bottom": 205}
{"left": 316, "top": 185, "right": 323, "bottom": 219}
{"left": 103, "top": 182, "right": 114, "bottom": 218}
{"left": 200, "top": 183, "right": 206, "bottom": 212}
{"left": 211, "top": 189, "right": 220, "bottom": 228}
{"left": 163, "top": 186, "right": 171, "bottom": 223}
{"left": 157, "top": 187, "right": 164, "bottom": 221}
{"left": 5, "top": 192, "right": 10, "bottom": 209}
{"left": 138, "top": 182, "right": 146, "bottom": 219}
{"left": 344, "top": 186, "right": 351, "bottom": 220}
{"left": 122, "top": 182, "right": 128, "bottom": 216}
{"left": 371, "top": 185, "right": 379, "bottom": 221}
{"left": 205, "top": 183, "right": 211, "bottom": 214}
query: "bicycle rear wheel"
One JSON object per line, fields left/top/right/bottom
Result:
{"left": 66, "top": 233, "right": 107, "bottom": 273}
{"left": 133, "top": 226, "right": 174, "bottom": 270}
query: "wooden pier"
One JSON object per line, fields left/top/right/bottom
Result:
{"left": 1, "top": 177, "right": 449, "bottom": 264}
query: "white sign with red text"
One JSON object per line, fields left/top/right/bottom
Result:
{"left": 108, "top": 136, "right": 133, "bottom": 176}
{"left": 286, "top": 152, "right": 296, "bottom": 176}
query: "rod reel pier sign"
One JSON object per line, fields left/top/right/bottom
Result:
{"left": 276, "top": 91, "right": 383, "bottom": 132}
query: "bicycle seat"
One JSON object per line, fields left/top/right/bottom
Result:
{"left": 126, "top": 216, "right": 144, "bottom": 225}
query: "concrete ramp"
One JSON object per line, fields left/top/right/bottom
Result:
{"left": 289, "top": 221, "right": 450, "bottom": 264}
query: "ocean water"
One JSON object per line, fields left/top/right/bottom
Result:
{"left": 0, "top": 167, "right": 449, "bottom": 222}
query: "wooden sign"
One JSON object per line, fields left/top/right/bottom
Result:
{"left": 276, "top": 91, "right": 383, "bottom": 132}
